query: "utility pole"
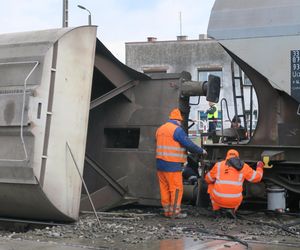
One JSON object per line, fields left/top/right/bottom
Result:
{"left": 62, "top": 0, "right": 69, "bottom": 27}
{"left": 179, "top": 11, "right": 182, "bottom": 36}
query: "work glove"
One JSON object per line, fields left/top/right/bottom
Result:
{"left": 256, "top": 161, "right": 264, "bottom": 169}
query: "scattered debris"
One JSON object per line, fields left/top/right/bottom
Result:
{"left": 0, "top": 205, "right": 299, "bottom": 249}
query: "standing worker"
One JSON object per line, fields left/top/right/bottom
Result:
{"left": 156, "top": 108, "right": 207, "bottom": 218}
{"left": 206, "top": 102, "right": 218, "bottom": 142}
{"left": 205, "top": 149, "right": 264, "bottom": 217}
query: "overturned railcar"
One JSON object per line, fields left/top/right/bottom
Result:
{"left": 81, "top": 42, "right": 220, "bottom": 210}
{"left": 205, "top": 0, "right": 300, "bottom": 209}
{"left": 0, "top": 25, "right": 220, "bottom": 221}
{"left": 6, "top": 0, "right": 299, "bottom": 219}
{"left": 0, "top": 26, "right": 96, "bottom": 221}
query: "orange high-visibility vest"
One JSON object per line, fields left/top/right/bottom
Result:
{"left": 205, "top": 160, "right": 263, "bottom": 208}
{"left": 156, "top": 122, "right": 187, "bottom": 163}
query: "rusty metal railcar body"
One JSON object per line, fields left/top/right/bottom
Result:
{"left": 81, "top": 44, "right": 218, "bottom": 209}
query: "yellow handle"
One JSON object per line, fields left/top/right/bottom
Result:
{"left": 263, "top": 156, "right": 273, "bottom": 168}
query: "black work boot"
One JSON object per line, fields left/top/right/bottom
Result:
{"left": 224, "top": 208, "right": 237, "bottom": 219}
{"left": 213, "top": 210, "right": 221, "bottom": 218}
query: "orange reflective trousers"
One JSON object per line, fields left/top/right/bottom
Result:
{"left": 208, "top": 183, "right": 241, "bottom": 211}
{"left": 157, "top": 171, "right": 183, "bottom": 217}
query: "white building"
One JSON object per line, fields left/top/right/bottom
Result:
{"left": 125, "top": 35, "right": 258, "bottom": 134}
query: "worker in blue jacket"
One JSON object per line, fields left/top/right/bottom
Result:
{"left": 156, "top": 108, "right": 207, "bottom": 218}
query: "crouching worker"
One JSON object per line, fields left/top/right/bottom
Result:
{"left": 205, "top": 149, "right": 264, "bottom": 218}
{"left": 156, "top": 108, "right": 207, "bottom": 218}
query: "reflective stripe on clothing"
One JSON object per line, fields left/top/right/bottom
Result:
{"left": 157, "top": 171, "right": 183, "bottom": 217}
{"left": 207, "top": 105, "right": 218, "bottom": 119}
{"left": 206, "top": 159, "right": 264, "bottom": 209}
{"left": 163, "top": 205, "right": 171, "bottom": 213}
{"left": 248, "top": 170, "right": 262, "bottom": 182}
{"left": 242, "top": 164, "right": 263, "bottom": 183}
{"left": 206, "top": 172, "right": 215, "bottom": 182}
{"left": 213, "top": 189, "right": 242, "bottom": 198}
{"left": 248, "top": 171, "right": 257, "bottom": 181}
{"left": 163, "top": 205, "right": 171, "bottom": 217}
{"left": 156, "top": 152, "right": 187, "bottom": 159}
{"left": 217, "top": 162, "right": 221, "bottom": 179}
{"left": 215, "top": 179, "right": 243, "bottom": 186}
{"left": 157, "top": 146, "right": 186, "bottom": 151}
{"left": 206, "top": 160, "right": 244, "bottom": 208}
{"left": 212, "top": 161, "right": 244, "bottom": 197}
{"left": 156, "top": 146, "right": 187, "bottom": 159}
{"left": 208, "top": 183, "right": 243, "bottom": 209}
{"left": 156, "top": 122, "right": 187, "bottom": 163}
{"left": 238, "top": 173, "right": 243, "bottom": 182}
{"left": 169, "top": 204, "right": 181, "bottom": 216}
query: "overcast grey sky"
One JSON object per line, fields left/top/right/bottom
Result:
{"left": 0, "top": 0, "right": 215, "bottom": 62}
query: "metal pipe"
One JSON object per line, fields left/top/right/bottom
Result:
{"left": 66, "top": 142, "right": 101, "bottom": 228}
{"left": 181, "top": 75, "right": 221, "bottom": 103}
{"left": 180, "top": 80, "right": 207, "bottom": 96}
{"left": 21, "top": 61, "right": 39, "bottom": 161}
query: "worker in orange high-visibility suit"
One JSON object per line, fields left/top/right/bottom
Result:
{"left": 205, "top": 149, "right": 264, "bottom": 216}
{"left": 156, "top": 108, "right": 207, "bottom": 218}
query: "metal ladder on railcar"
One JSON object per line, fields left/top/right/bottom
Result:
{"left": 231, "top": 60, "right": 248, "bottom": 131}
